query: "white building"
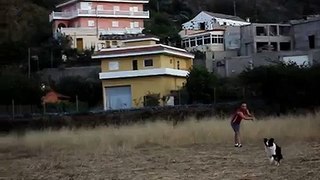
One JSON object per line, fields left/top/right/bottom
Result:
{"left": 182, "top": 11, "right": 250, "bottom": 31}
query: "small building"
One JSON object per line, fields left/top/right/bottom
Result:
{"left": 92, "top": 38, "right": 194, "bottom": 110}
{"left": 42, "top": 91, "right": 70, "bottom": 104}
{"left": 49, "top": 0, "right": 150, "bottom": 51}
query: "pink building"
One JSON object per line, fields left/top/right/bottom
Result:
{"left": 49, "top": 0, "right": 149, "bottom": 50}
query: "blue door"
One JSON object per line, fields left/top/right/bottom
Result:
{"left": 105, "top": 86, "right": 132, "bottom": 110}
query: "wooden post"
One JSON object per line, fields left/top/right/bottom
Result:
{"left": 214, "top": 87, "right": 217, "bottom": 105}
{"left": 242, "top": 87, "right": 246, "bottom": 100}
{"left": 43, "top": 103, "right": 46, "bottom": 115}
{"left": 76, "top": 95, "right": 79, "bottom": 112}
{"left": 28, "top": 48, "right": 31, "bottom": 78}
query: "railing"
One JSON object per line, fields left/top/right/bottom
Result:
{"left": 49, "top": 9, "right": 149, "bottom": 21}
{"left": 99, "top": 27, "right": 144, "bottom": 35}
{"left": 56, "top": 27, "right": 144, "bottom": 36}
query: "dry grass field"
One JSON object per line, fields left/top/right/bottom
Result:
{"left": 1, "top": 113, "right": 320, "bottom": 180}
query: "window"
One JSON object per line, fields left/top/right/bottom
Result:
{"left": 204, "top": 35, "right": 210, "bottom": 44}
{"left": 130, "top": 6, "right": 139, "bottom": 12}
{"left": 132, "top": 60, "right": 138, "bottom": 70}
{"left": 199, "top": 22, "right": 205, "bottom": 30}
{"left": 108, "top": 61, "right": 119, "bottom": 70}
{"left": 271, "top": 42, "right": 278, "bottom": 51}
{"left": 269, "top": 25, "right": 278, "bottom": 36}
{"left": 133, "top": 22, "right": 139, "bottom": 28}
{"left": 190, "top": 38, "right": 196, "bottom": 47}
{"left": 184, "top": 40, "right": 189, "bottom": 47}
{"left": 256, "top": 42, "right": 269, "bottom": 52}
{"left": 80, "top": 2, "right": 92, "bottom": 10}
{"left": 280, "top": 42, "right": 291, "bottom": 51}
{"left": 97, "top": 5, "right": 104, "bottom": 11}
{"left": 130, "top": 22, "right": 139, "bottom": 28}
{"left": 88, "top": 20, "right": 95, "bottom": 27}
{"left": 309, "top": 35, "right": 315, "bottom": 49}
{"left": 112, "top": 21, "right": 119, "bottom": 27}
{"left": 112, "top": 41, "right": 117, "bottom": 46}
{"left": 144, "top": 59, "right": 153, "bottom": 67}
{"left": 218, "top": 35, "right": 224, "bottom": 44}
{"left": 113, "top": 6, "right": 120, "bottom": 11}
{"left": 256, "top": 26, "right": 267, "bottom": 36}
{"left": 197, "top": 37, "right": 203, "bottom": 45}
{"left": 177, "top": 61, "right": 180, "bottom": 70}
{"left": 279, "top": 26, "right": 290, "bottom": 36}
{"left": 212, "top": 35, "right": 218, "bottom": 44}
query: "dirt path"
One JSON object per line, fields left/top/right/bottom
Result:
{"left": 1, "top": 141, "right": 320, "bottom": 180}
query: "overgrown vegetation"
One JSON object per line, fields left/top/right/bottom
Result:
{"left": 240, "top": 63, "right": 320, "bottom": 113}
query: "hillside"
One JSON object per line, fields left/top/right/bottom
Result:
{"left": 0, "top": 0, "right": 320, "bottom": 66}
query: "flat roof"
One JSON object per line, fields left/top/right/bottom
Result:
{"left": 92, "top": 44, "right": 194, "bottom": 59}
{"left": 57, "top": 0, "right": 149, "bottom": 8}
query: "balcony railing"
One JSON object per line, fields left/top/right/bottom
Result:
{"left": 49, "top": 9, "right": 149, "bottom": 21}
{"left": 55, "top": 27, "right": 144, "bottom": 37}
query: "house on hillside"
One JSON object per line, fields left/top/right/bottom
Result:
{"left": 181, "top": 11, "right": 250, "bottom": 31}
{"left": 49, "top": 0, "right": 150, "bottom": 51}
{"left": 180, "top": 11, "right": 250, "bottom": 72}
{"left": 92, "top": 37, "right": 194, "bottom": 110}
{"left": 214, "top": 16, "right": 320, "bottom": 78}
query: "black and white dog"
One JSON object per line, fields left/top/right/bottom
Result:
{"left": 263, "top": 138, "right": 283, "bottom": 166}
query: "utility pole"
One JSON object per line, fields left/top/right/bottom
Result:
{"left": 76, "top": 95, "right": 79, "bottom": 112}
{"left": 214, "top": 87, "right": 217, "bottom": 105}
{"left": 50, "top": 49, "right": 53, "bottom": 68}
{"left": 28, "top": 47, "right": 31, "bottom": 78}
{"left": 12, "top": 99, "right": 15, "bottom": 121}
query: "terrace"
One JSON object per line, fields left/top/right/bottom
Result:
{"left": 49, "top": 9, "right": 149, "bottom": 22}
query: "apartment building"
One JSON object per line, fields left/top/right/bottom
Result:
{"left": 49, "top": 0, "right": 149, "bottom": 51}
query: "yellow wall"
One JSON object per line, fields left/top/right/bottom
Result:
{"left": 160, "top": 55, "right": 193, "bottom": 71}
{"left": 101, "top": 54, "right": 193, "bottom": 72}
{"left": 102, "top": 76, "right": 186, "bottom": 108}
{"left": 123, "top": 40, "right": 157, "bottom": 47}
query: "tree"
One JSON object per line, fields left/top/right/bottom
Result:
{"left": 185, "top": 66, "right": 218, "bottom": 104}
{"left": 239, "top": 63, "right": 320, "bottom": 112}
{"left": 56, "top": 75, "right": 102, "bottom": 107}
{"left": 0, "top": 66, "right": 42, "bottom": 105}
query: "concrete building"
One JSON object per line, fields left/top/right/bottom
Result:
{"left": 215, "top": 16, "right": 320, "bottom": 77}
{"left": 92, "top": 38, "right": 194, "bottom": 110}
{"left": 240, "top": 23, "right": 293, "bottom": 56}
{"left": 49, "top": 0, "right": 149, "bottom": 51}
{"left": 291, "top": 16, "right": 320, "bottom": 51}
{"left": 181, "top": 11, "right": 250, "bottom": 53}
{"left": 180, "top": 11, "right": 250, "bottom": 72}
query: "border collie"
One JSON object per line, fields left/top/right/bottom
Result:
{"left": 263, "top": 138, "right": 283, "bottom": 166}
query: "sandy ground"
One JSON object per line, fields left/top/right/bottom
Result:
{"left": 1, "top": 140, "right": 320, "bottom": 180}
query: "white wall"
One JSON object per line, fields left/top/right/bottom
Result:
{"left": 182, "top": 11, "right": 250, "bottom": 30}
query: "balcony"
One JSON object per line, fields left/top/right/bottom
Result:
{"left": 49, "top": 9, "right": 149, "bottom": 22}
{"left": 55, "top": 27, "right": 144, "bottom": 37}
